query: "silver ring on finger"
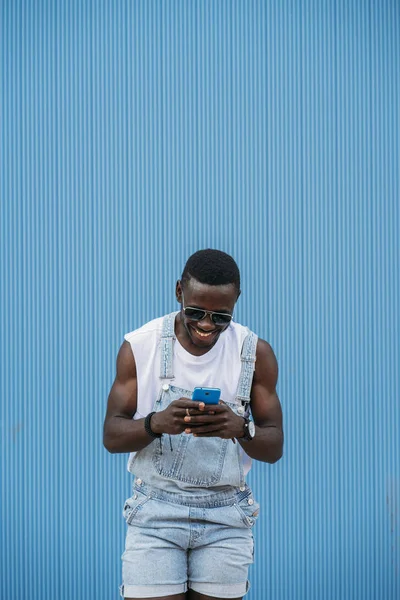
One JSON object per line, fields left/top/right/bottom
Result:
{"left": 186, "top": 408, "right": 191, "bottom": 417}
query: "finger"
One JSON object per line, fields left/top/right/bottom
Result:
{"left": 172, "top": 400, "right": 206, "bottom": 410}
{"left": 186, "top": 424, "right": 225, "bottom": 434}
{"left": 207, "top": 403, "right": 228, "bottom": 412}
{"left": 184, "top": 415, "right": 213, "bottom": 423}
{"left": 182, "top": 409, "right": 210, "bottom": 422}
{"left": 185, "top": 405, "right": 225, "bottom": 415}
{"left": 184, "top": 414, "right": 225, "bottom": 424}
{"left": 187, "top": 401, "right": 225, "bottom": 412}
{"left": 183, "top": 408, "right": 209, "bottom": 417}
{"left": 186, "top": 410, "right": 216, "bottom": 418}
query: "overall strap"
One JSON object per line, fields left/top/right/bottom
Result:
{"left": 235, "top": 330, "right": 258, "bottom": 408}
{"left": 159, "top": 312, "right": 177, "bottom": 379}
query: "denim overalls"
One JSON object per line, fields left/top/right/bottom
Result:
{"left": 121, "top": 313, "right": 260, "bottom": 599}
{"left": 128, "top": 312, "right": 258, "bottom": 494}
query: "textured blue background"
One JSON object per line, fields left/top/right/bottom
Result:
{"left": 1, "top": 1, "right": 399, "bottom": 599}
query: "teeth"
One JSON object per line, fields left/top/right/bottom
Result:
{"left": 194, "top": 327, "right": 214, "bottom": 338}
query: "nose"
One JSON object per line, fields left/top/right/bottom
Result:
{"left": 196, "top": 314, "right": 216, "bottom": 330}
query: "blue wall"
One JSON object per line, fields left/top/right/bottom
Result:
{"left": 1, "top": 1, "right": 399, "bottom": 598}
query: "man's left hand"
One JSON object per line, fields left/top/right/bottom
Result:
{"left": 183, "top": 401, "right": 244, "bottom": 439}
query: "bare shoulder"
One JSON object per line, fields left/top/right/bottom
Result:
{"left": 253, "top": 338, "right": 278, "bottom": 391}
{"left": 249, "top": 337, "right": 282, "bottom": 431}
{"left": 115, "top": 340, "right": 137, "bottom": 382}
{"left": 104, "top": 341, "right": 138, "bottom": 422}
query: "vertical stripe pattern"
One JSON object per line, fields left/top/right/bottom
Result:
{"left": 1, "top": 1, "right": 399, "bottom": 599}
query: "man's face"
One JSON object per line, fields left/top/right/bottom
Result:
{"left": 176, "top": 278, "right": 239, "bottom": 353}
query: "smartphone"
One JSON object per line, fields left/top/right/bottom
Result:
{"left": 192, "top": 387, "right": 221, "bottom": 405}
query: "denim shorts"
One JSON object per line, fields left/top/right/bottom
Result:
{"left": 120, "top": 481, "right": 260, "bottom": 599}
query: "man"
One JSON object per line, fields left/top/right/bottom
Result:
{"left": 103, "top": 249, "right": 283, "bottom": 600}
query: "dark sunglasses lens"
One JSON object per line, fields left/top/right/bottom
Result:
{"left": 184, "top": 307, "right": 206, "bottom": 321}
{"left": 212, "top": 313, "right": 232, "bottom": 325}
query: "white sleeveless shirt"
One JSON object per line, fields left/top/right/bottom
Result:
{"left": 124, "top": 313, "right": 252, "bottom": 474}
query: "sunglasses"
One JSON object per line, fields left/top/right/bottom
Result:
{"left": 183, "top": 305, "right": 233, "bottom": 326}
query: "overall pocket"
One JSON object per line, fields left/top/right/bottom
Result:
{"left": 152, "top": 385, "right": 231, "bottom": 487}
{"left": 122, "top": 489, "right": 151, "bottom": 525}
{"left": 233, "top": 493, "right": 260, "bottom": 528}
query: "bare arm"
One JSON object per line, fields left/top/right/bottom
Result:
{"left": 103, "top": 341, "right": 207, "bottom": 453}
{"left": 183, "top": 339, "right": 284, "bottom": 464}
{"left": 236, "top": 339, "right": 284, "bottom": 463}
{"left": 103, "top": 341, "right": 155, "bottom": 453}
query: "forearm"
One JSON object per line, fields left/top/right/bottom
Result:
{"left": 103, "top": 415, "right": 156, "bottom": 453}
{"left": 238, "top": 425, "right": 283, "bottom": 463}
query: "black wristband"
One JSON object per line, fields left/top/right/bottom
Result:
{"left": 144, "top": 411, "right": 162, "bottom": 439}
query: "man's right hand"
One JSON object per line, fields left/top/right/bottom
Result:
{"left": 150, "top": 399, "right": 206, "bottom": 435}
{"left": 103, "top": 341, "right": 216, "bottom": 452}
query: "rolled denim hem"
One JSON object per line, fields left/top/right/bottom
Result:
{"left": 189, "top": 579, "right": 250, "bottom": 598}
{"left": 120, "top": 582, "right": 187, "bottom": 598}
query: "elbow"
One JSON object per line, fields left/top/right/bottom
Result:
{"left": 103, "top": 429, "right": 118, "bottom": 454}
{"left": 268, "top": 447, "right": 283, "bottom": 464}
{"left": 104, "top": 441, "right": 120, "bottom": 454}
{"left": 267, "top": 435, "right": 284, "bottom": 464}
{"left": 103, "top": 438, "right": 115, "bottom": 454}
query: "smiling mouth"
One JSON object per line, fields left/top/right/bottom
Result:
{"left": 192, "top": 326, "right": 217, "bottom": 338}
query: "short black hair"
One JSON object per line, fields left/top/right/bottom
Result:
{"left": 181, "top": 249, "right": 241, "bottom": 294}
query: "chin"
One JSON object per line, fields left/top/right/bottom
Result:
{"left": 189, "top": 325, "right": 221, "bottom": 347}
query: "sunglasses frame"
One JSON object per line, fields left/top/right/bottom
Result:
{"left": 182, "top": 302, "right": 233, "bottom": 326}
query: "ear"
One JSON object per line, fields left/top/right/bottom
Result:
{"left": 176, "top": 280, "right": 183, "bottom": 303}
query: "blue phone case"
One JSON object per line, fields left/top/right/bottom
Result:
{"left": 192, "top": 387, "right": 221, "bottom": 404}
